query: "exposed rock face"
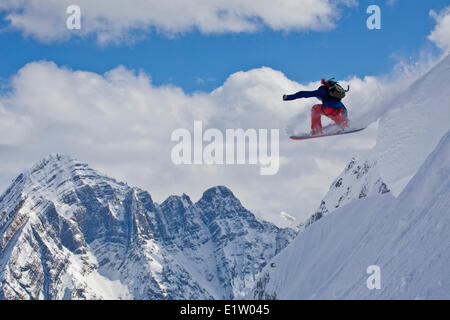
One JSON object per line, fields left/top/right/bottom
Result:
{"left": 304, "top": 157, "right": 389, "bottom": 228}
{"left": 0, "top": 154, "right": 296, "bottom": 300}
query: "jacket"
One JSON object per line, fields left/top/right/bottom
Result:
{"left": 284, "top": 85, "right": 345, "bottom": 109}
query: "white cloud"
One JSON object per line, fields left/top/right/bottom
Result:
{"left": 0, "top": 56, "right": 435, "bottom": 225}
{"left": 429, "top": 6, "right": 450, "bottom": 52}
{"left": 0, "top": 0, "right": 355, "bottom": 44}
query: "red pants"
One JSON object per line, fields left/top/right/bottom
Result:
{"left": 311, "top": 104, "right": 348, "bottom": 131}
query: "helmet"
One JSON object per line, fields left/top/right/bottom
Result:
{"left": 322, "top": 78, "right": 337, "bottom": 87}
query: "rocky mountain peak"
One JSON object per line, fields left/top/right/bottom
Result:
{"left": 0, "top": 155, "right": 295, "bottom": 300}
{"left": 200, "top": 186, "right": 237, "bottom": 201}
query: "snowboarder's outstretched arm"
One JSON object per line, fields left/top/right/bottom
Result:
{"left": 283, "top": 86, "right": 328, "bottom": 101}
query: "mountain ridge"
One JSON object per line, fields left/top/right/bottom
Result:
{"left": 0, "top": 153, "right": 296, "bottom": 300}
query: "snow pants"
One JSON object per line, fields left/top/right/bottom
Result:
{"left": 311, "top": 104, "right": 348, "bottom": 131}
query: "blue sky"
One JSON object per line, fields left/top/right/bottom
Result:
{"left": 0, "top": 0, "right": 448, "bottom": 93}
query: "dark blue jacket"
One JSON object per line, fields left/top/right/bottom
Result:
{"left": 285, "top": 85, "right": 345, "bottom": 110}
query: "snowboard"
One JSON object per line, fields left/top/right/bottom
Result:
{"left": 290, "top": 125, "right": 366, "bottom": 140}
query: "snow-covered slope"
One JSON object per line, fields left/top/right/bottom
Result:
{"left": 375, "top": 54, "right": 450, "bottom": 194}
{"left": 253, "top": 130, "right": 450, "bottom": 299}
{"left": 0, "top": 154, "right": 295, "bottom": 300}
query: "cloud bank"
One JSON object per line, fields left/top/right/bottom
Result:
{"left": 0, "top": 0, "right": 355, "bottom": 44}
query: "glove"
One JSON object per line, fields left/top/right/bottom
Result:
{"left": 282, "top": 94, "right": 288, "bottom": 101}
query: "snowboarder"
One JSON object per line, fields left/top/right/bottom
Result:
{"left": 283, "top": 78, "right": 349, "bottom": 135}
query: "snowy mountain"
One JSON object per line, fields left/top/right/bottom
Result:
{"left": 253, "top": 54, "right": 450, "bottom": 299}
{"left": 0, "top": 154, "right": 295, "bottom": 300}
{"left": 253, "top": 130, "right": 450, "bottom": 299}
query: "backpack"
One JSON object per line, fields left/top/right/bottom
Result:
{"left": 324, "top": 78, "right": 349, "bottom": 100}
